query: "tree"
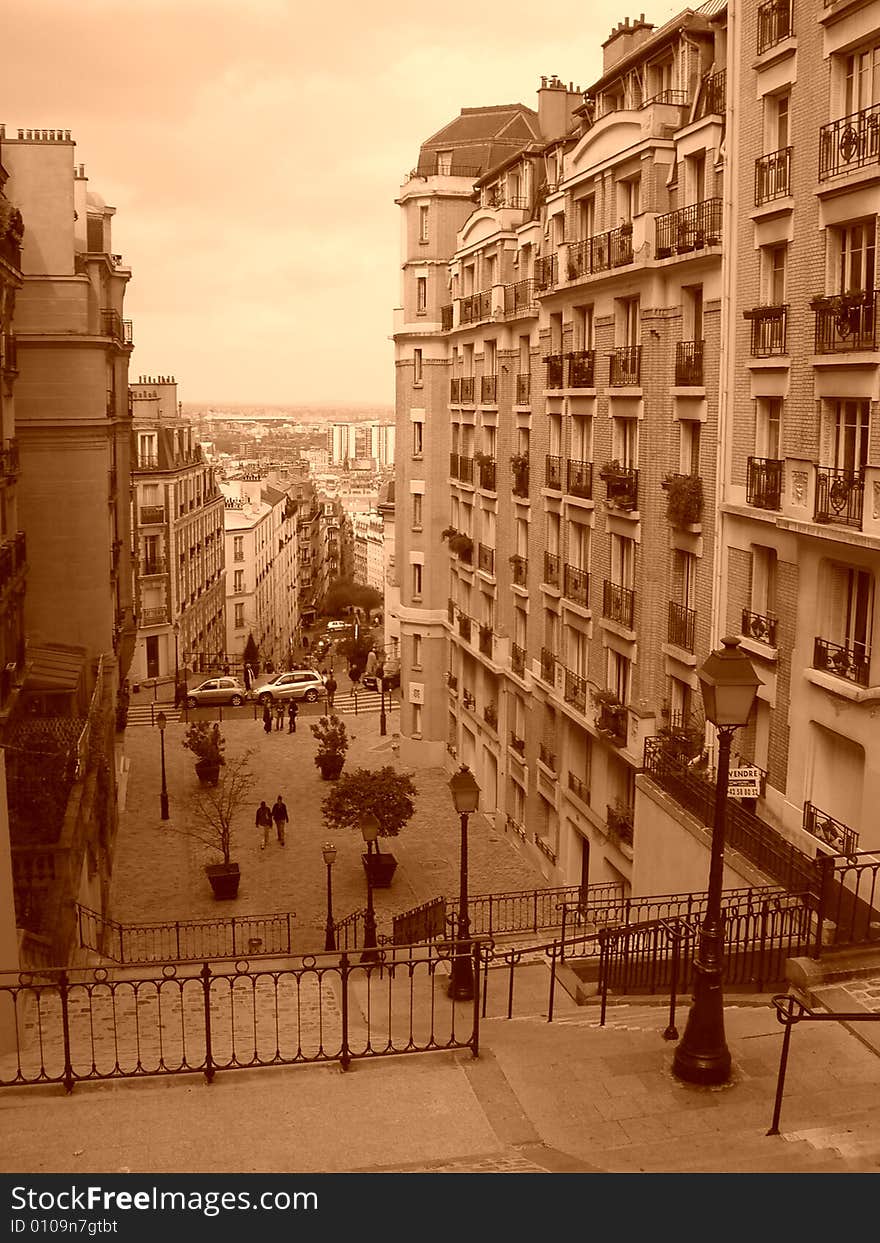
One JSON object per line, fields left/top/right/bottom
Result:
{"left": 337, "top": 633, "right": 374, "bottom": 679}
{"left": 320, "top": 578, "right": 383, "bottom": 618}
{"left": 242, "top": 633, "right": 260, "bottom": 674}
{"left": 178, "top": 751, "right": 255, "bottom": 866}
{"left": 321, "top": 766, "right": 417, "bottom": 852}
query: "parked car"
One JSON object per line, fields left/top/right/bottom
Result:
{"left": 362, "top": 658, "right": 400, "bottom": 692}
{"left": 326, "top": 620, "right": 351, "bottom": 632}
{"left": 185, "top": 676, "right": 248, "bottom": 708}
{"left": 252, "top": 669, "right": 325, "bottom": 705}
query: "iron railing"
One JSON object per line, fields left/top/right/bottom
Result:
{"left": 539, "top": 650, "right": 556, "bottom": 686}
{"left": 744, "top": 304, "right": 788, "bottom": 355}
{"left": 813, "top": 465, "right": 864, "bottom": 528}
{"left": 747, "top": 456, "right": 783, "bottom": 509}
{"left": 697, "top": 70, "right": 726, "bottom": 119}
{"left": 478, "top": 624, "right": 494, "bottom": 658}
{"left": 567, "top": 349, "right": 595, "bottom": 387}
{"left": 564, "top": 564, "right": 590, "bottom": 608}
{"left": 674, "top": 339, "right": 704, "bottom": 385}
{"left": 77, "top": 906, "right": 294, "bottom": 963}
{"left": 755, "top": 146, "right": 792, "bottom": 204}
{"left": 819, "top": 101, "right": 880, "bottom": 181}
{"left": 515, "top": 372, "right": 531, "bottom": 404}
{"left": 600, "top": 465, "right": 638, "bottom": 510}
{"left": 803, "top": 802, "right": 859, "bottom": 857}
{"left": 566, "top": 226, "right": 633, "bottom": 279}
{"left": 441, "top": 304, "right": 453, "bottom": 330}
{"left": 757, "top": 0, "right": 793, "bottom": 54}
{"left": 641, "top": 89, "right": 689, "bottom": 107}
{"left": 0, "top": 438, "right": 20, "bottom": 477}
{"left": 742, "top": 608, "right": 778, "bottom": 646}
{"left": 510, "top": 554, "right": 528, "bottom": 587}
{"left": 563, "top": 668, "right": 587, "bottom": 714}
{"left": 602, "top": 581, "right": 635, "bottom": 629}
{"left": 450, "top": 378, "right": 460, "bottom": 403}
{"left": 608, "top": 345, "right": 641, "bottom": 385}
{"left": 460, "top": 290, "right": 491, "bottom": 325}
{"left": 456, "top": 454, "right": 474, "bottom": 485}
{"left": 139, "top": 606, "right": 167, "bottom": 626}
{"left": 539, "top": 742, "right": 556, "bottom": 770}
{"left": 477, "top": 543, "right": 495, "bottom": 575}
{"left": 139, "top": 505, "right": 165, "bottom": 524}
{"left": 512, "top": 458, "right": 530, "bottom": 497}
{"left": 480, "top": 375, "right": 497, "bottom": 404}
{"left": 812, "top": 290, "right": 878, "bottom": 353}
{"left": 457, "top": 613, "right": 472, "bottom": 641}
{"left": 545, "top": 454, "right": 563, "bottom": 490}
{"left": 511, "top": 643, "right": 526, "bottom": 679}
{"left": 509, "top": 731, "right": 525, "bottom": 755}
{"left": 477, "top": 458, "right": 496, "bottom": 491}
{"left": 668, "top": 601, "right": 696, "bottom": 652}
{"left": 566, "top": 459, "right": 593, "bottom": 500}
{"left": 596, "top": 701, "right": 628, "bottom": 746}
{"left": 655, "top": 198, "right": 722, "bottom": 258}
{"left": 534, "top": 254, "right": 558, "bottom": 290}
{"left": 543, "top": 551, "right": 561, "bottom": 589}
{"left": 140, "top": 557, "right": 166, "bottom": 577}
{"left": 460, "top": 377, "right": 475, "bottom": 404}
{"left": 812, "top": 636, "right": 870, "bottom": 686}
{"left": 813, "top": 852, "right": 880, "bottom": 953}
{"left": 505, "top": 280, "right": 536, "bottom": 317}
{"left": 545, "top": 354, "right": 564, "bottom": 388}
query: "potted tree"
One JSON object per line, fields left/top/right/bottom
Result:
{"left": 311, "top": 714, "right": 350, "bottom": 780}
{"left": 322, "top": 765, "right": 418, "bottom": 888}
{"left": 182, "top": 721, "right": 225, "bottom": 786}
{"left": 662, "top": 473, "right": 704, "bottom": 526}
{"left": 179, "top": 751, "right": 255, "bottom": 899}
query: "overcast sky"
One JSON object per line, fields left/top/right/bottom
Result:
{"left": 5, "top": 0, "right": 683, "bottom": 407}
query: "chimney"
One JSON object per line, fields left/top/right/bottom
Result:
{"left": 602, "top": 14, "right": 654, "bottom": 73}
{"left": 538, "top": 74, "right": 586, "bottom": 141}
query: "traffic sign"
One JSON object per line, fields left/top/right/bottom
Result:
{"left": 728, "top": 766, "right": 761, "bottom": 798}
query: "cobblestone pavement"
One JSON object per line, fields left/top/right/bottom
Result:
{"left": 109, "top": 711, "right": 546, "bottom": 953}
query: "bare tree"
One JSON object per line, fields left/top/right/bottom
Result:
{"left": 178, "top": 750, "right": 255, "bottom": 865}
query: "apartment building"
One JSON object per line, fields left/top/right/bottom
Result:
{"left": 352, "top": 510, "right": 386, "bottom": 592}
{"left": 129, "top": 376, "right": 226, "bottom": 690}
{"left": 329, "top": 421, "right": 396, "bottom": 468}
{"left": 0, "top": 153, "right": 25, "bottom": 719}
{"left": 292, "top": 478, "right": 322, "bottom": 628}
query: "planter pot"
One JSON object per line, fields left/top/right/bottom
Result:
{"left": 317, "top": 753, "right": 345, "bottom": 781}
{"left": 362, "top": 851, "right": 398, "bottom": 888}
{"left": 205, "top": 862, "right": 240, "bottom": 900}
{"left": 195, "top": 758, "right": 221, "bottom": 786}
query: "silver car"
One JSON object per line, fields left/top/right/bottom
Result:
{"left": 252, "top": 669, "right": 325, "bottom": 705}
{"left": 185, "top": 676, "right": 248, "bottom": 708}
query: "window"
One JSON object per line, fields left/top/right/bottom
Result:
{"left": 574, "top": 304, "right": 594, "bottom": 350}
{"left": 233, "top": 569, "right": 244, "bottom": 594}
{"left": 233, "top": 536, "right": 244, "bottom": 562}
{"left": 610, "top": 534, "right": 635, "bottom": 588}
{"left": 756, "top": 397, "right": 782, "bottom": 459}
{"left": 413, "top": 348, "right": 423, "bottom": 385}
{"left": 681, "top": 420, "right": 701, "bottom": 475}
{"left": 673, "top": 550, "right": 696, "bottom": 609}
{"left": 608, "top": 650, "right": 631, "bottom": 703}
{"left": 436, "top": 150, "right": 452, "bottom": 175}
{"left": 829, "top": 399, "right": 869, "bottom": 472}
{"left": 762, "top": 245, "right": 787, "bottom": 304}
{"left": 412, "top": 702, "right": 422, "bottom": 736}
{"left": 412, "top": 634, "right": 423, "bottom": 668}
{"left": 234, "top": 603, "right": 245, "bottom": 629}
{"left": 412, "top": 563, "right": 423, "bottom": 597}
{"left": 419, "top": 204, "right": 429, "bottom": 242}
{"left": 685, "top": 285, "right": 704, "bottom": 340}
{"left": 686, "top": 151, "right": 706, "bottom": 204}
{"left": 567, "top": 520, "right": 590, "bottom": 571}
{"left": 612, "top": 416, "right": 638, "bottom": 468}
{"left": 842, "top": 43, "right": 880, "bottom": 116}
{"left": 412, "top": 493, "right": 423, "bottom": 528}
{"left": 618, "top": 174, "right": 641, "bottom": 222}
{"left": 577, "top": 196, "right": 595, "bottom": 240}
{"left": 824, "top": 563, "right": 873, "bottom": 659}
{"left": 830, "top": 221, "right": 875, "bottom": 294}
{"left": 619, "top": 296, "right": 640, "bottom": 347}
{"left": 668, "top": 676, "right": 692, "bottom": 728}
{"left": 751, "top": 546, "right": 778, "bottom": 616}
{"left": 412, "top": 422, "right": 423, "bottom": 457}
{"left": 416, "top": 276, "right": 427, "bottom": 314}
{"left": 767, "top": 92, "right": 790, "bottom": 151}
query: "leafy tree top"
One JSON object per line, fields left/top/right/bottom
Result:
{"left": 310, "top": 714, "right": 350, "bottom": 760}
{"left": 321, "top": 766, "right": 417, "bottom": 838}
{"left": 182, "top": 722, "right": 226, "bottom": 763}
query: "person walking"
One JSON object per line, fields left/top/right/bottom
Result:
{"left": 271, "top": 795, "right": 288, "bottom": 846}
{"left": 255, "top": 800, "right": 273, "bottom": 850}
{"left": 262, "top": 702, "right": 272, "bottom": 734}
{"left": 287, "top": 699, "right": 298, "bottom": 733}
{"left": 325, "top": 672, "right": 337, "bottom": 712}
{"left": 275, "top": 700, "right": 285, "bottom": 731}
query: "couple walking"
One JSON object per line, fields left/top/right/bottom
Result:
{"left": 256, "top": 795, "right": 288, "bottom": 848}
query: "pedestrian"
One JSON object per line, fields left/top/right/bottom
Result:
{"left": 275, "top": 700, "right": 285, "bottom": 731}
{"left": 287, "top": 700, "right": 298, "bottom": 733}
{"left": 262, "top": 702, "right": 272, "bottom": 734}
{"left": 271, "top": 795, "right": 288, "bottom": 846}
{"left": 255, "top": 800, "right": 273, "bottom": 850}
{"left": 325, "top": 673, "right": 337, "bottom": 711}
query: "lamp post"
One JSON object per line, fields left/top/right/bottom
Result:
{"left": 448, "top": 765, "right": 480, "bottom": 1000}
{"left": 360, "top": 811, "right": 380, "bottom": 963}
{"left": 673, "top": 636, "right": 760, "bottom": 1086}
{"left": 378, "top": 672, "right": 387, "bottom": 737}
{"left": 156, "top": 710, "right": 170, "bottom": 821}
{"left": 172, "top": 622, "right": 180, "bottom": 706}
{"left": 322, "top": 842, "right": 337, "bottom": 952}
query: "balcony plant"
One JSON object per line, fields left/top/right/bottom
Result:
{"left": 662, "top": 473, "right": 704, "bottom": 526}
{"left": 182, "top": 721, "right": 226, "bottom": 786}
{"left": 510, "top": 451, "right": 530, "bottom": 495}
{"left": 322, "top": 765, "right": 418, "bottom": 888}
{"left": 598, "top": 459, "right": 625, "bottom": 481}
{"left": 441, "top": 527, "right": 474, "bottom": 559}
{"left": 180, "top": 751, "right": 254, "bottom": 899}
{"left": 473, "top": 450, "right": 494, "bottom": 466}
{"left": 606, "top": 800, "right": 634, "bottom": 846}
{"left": 483, "top": 702, "right": 498, "bottom": 730}
{"left": 310, "top": 714, "right": 350, "bottom": 781}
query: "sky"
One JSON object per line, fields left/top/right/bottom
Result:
{"left": 4, "top": 0, "right": 684, "bottom": 406}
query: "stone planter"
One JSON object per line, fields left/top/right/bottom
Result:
{"left": 362, "top": 851, "right": 397, "bottom": 888}
{"left": 205, "top": 862, "right": 240, "bottom": 900}
{"left": 316, "top": 753, "right": 345, "bottom": 781}
{"left": 195, "top": 758, "right": 222, "bottom": 786}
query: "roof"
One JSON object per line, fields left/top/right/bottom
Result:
{"left": 261, "top": 485, "right": 287, "bottom": 506}
{"left": 23, "top": 642, "right": 88, "bottom": 693}
{"left": 586, "top": 8, "right": 715, "bottom": 94}
{"left": 414, "top": 103, "right": 543, "bottom": 179}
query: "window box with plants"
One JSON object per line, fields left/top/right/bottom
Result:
{"left": 322, "top": 766, "right": 418, "bottom": 888}
{"left": 606, "top": 800, "right": 634, "bottom": 846}
{"left": 591, "top": 687, "right": 628, "bottom": 745}
{"left": 441, "top": 526, "right": 474, "bottom": 561}
{"left": 662, "top": 473, "right": 703, "bottom": 526}
{"left": 598, "top": 461, "right": 637, "bottom": 510}
{"left": 311, "top": 714, "right": 350, "bottom": 781}
{"left": 510, "top": 452, "right": 530, "bottom": 498}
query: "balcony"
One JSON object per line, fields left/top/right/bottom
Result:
{"left": 567, "top": 349, "right": 595, "bottom": 388}
{"left": 446, "top": 670, "right": 458, "bottom": 691}
{"left": 655, "top": 198, "right": 722, "bottom": 259}
{"left": 819, "top": 102, "right": 880, "bottom": 181}
{"left": 139, "top": 505, "right": 166, "bottom": 525}
{"left": 137, "top": 454, "right": 159, "bottom": 471}
{"left": 596, "top": 700, "right": 628, "bottom": 747}
{"left": 505, "top": 280, "right": 536, "bottom": 316}
{"left": 668, "top": 601, "right": 696, "bottom": 652}
{"left": 447, "top": 598, "right": 455, "bottom": 624}
{"left": 606, "top": 803, "right": 634, "bottom": 846}
{"left": 566, "top": 225, "right": 633, "bottom": 279}
{"left": 478, "top": 624, "right": 494, "bottom": 658}
{"left": 460, "top": 290, "right": 491, "bottom": 325}
{"left": 599, "top": 464, "right": 638, "bottom": 511}
{"left": 139, "top": 606, "right": 167, "bottom": 627}
{"left": 0, "top": 438, "right": 19, "bottom": 478}
{"left": 747, "top": 457, "right": 783, "bottom": 510}
{"left": 457, "top": 613, "right": 472, "bottom": 642}
{"left": 460, "top": 377, "right": 475, "bottom": 405}
{"left": 674, "top": 339, "right": 704, "bottom": 385}
{"left": 0, "top": 332, "right": 17, "bottom": 373}
{"left": 564, "top": 668, "right": 587, "bottom": 714}
{"left": 545, "top": 454, "right": 563, "bottom": 490}
{"left": 540, "top": 649, "right": 556, "bottom": 686}
{"left": 603, "top": 581, "right": 635, "bottom": 629}
{"left": 543, "top": 551, "right": 561, "bottom": 589}
{"left": 545, "top": 354, "right": 564, "bottom": 389}
{"left": 510, "top": 554, "right": 528, "bottom": 588}
{"left": 744, "top": 305, "right": 787, "bottom": 356}
{"left": 511, "top": 455, "right": 530, "bottom": 498}
{"left": 534, "top": 254, "right": 558, "bottom": 291}
{"left": 813, "top": 636, "right": 870, "bottom": 687}
{"left": 566, "top": 459, "right": 592, "bottom": 500}
{"left": 697, "top": 69, "right": 726, "bottom": 119}
{"left": 757, "top": 0, "right": 793, "bottom": 54}
{"left": 140, "top": 558, "right": 166, "bottom": 577}
{"left": 814, "top": 466, "right": 864, "bottom": 528}
{"left": 515, "top": 373, "right": 531, "bottom": 405}
{"left": 742, "top": 609, "right": 778, "bottom": 646}
{"left": 812, "top": 291, "right": 878, "bottom": 353}
{"left": 477, "top": 543, "right": 495, "bottom": 575}
{"left": 101, "top": 310, "right": 133, "bottom": 344}
{"left": 0, "top": 532, "right": 26, "bottom": 591}
{"left": 480, "top": 374, "right": 497, "bottom": 404}
{"left": 509, "top": 730, "right": 525, "bottom": 755}
{"left": 456, "top": 454, "right": 474, "bottom": 485}
{"left": 608, "top": 345, "right": 641, "bottom": 386}
{"left": 539, "top": 743, "right": 557, "bottom": 771}
{"left": 803, "top": 801, "right": 859, "bottom": 857}
{"left": 564, "top": 564, "right": 590, "bottom": 608}
{"left": 462, "top": 690, "right": 475, "bottom": 710}
{"left": 450, "top": 378, "right": 460, "bottom": 403}
{"left": 755, "top": 147, "right": 793, "bottom": 205}
{"left": 511, "top": 643, "right": 526, "bottom": 678}
{"left": 441, "top": 304, "right": 453, "bottom": 331}
{"left": 477, "top": 456, "right": 496, "bottom": 491}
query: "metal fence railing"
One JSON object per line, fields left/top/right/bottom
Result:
{"left": 77, "top": 906, "right": 294, "bottom": 963}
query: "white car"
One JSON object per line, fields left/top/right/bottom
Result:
{"left": 252, "top": 669, "right": 325, "bottom": 705}
{"left": 185, "top": 677, "right": 248, "bottom": 708}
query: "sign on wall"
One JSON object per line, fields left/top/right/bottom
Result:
{"left": 728, "top": 766, "right": 762, "bottom": 799}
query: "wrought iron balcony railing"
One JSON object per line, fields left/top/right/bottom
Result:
{"left": 0, "top": 438, "right": 19, "bottom": 478}
{"left": 697, "top": 69, "right": 726, "bottom": 119}
{"left": 803, "top": 801, "right": 859, "bottom": 857}
{"left": 566, "top": 459, "right": 592, "bottom": 500}
{"left": 545, "top": 454, "right": 563, "bottom": 490}
{"left": 459, "top": 290, "right": 491, "bottom": 325}
{"left": 477, "top": 457, "right": 496, "bottom": 491}
{"left": 511, "top": 643, "right": 526, "bottom": 678}
{"left": 814, "top": 465, "right": 864, "bottom": 528}
{"left": 812, "top": 290, "right": 878, "bottom": 353}
{"left": 477, "top": 543, "right": 495, "bottom": 575}
{"left": 599, "top": 464, "right": 638, "bottom": 510}
{"left": 668, "top": 601, "right": 696, "bottom": 653}
{"left": 564, "top": 668, "right": 587, "bottom": 713}
{"left": 449, "top": 451, "right": 458, "bottom": 478}
{"left": 441, "top": 304, "right": 453, "bottom": 331}
{"left": 512, "top": 458, "right": 530, "bottom": 498}
{"left": 747, "top": 457, "right": 783, "bottom": 510}
{"left": 744, "top": 304, "right": 788, "bottom": 355}
{"left": 481, "top": 374, "right": 497, "bottom": 404}
{"left": 540, "top": 650, "right": 556, "bottom": 686}
{"left": 755, "top": 146, "right": 792, "bottom": 205}
{"left": 510, "top": 554, "right": 528, "bottom": 588}
{"left": 504, "top": 279, "right": 536, "bottom": 316}
{"left": 597, "top": 702, "right": 628, "bottom": 747}
{"left": 567, "top": 772, "right": 589, "bottom": 803}
{"left": 515, "top": 372, "right": 531, "bottom": 405}
{"left": 603, "top": 581, "right": 635, "bottom": 629}
{"left": 566, "top": 225, "right": 633, "bottom": 279}
{"left": 813, "top": 636, "right": 871, "bottom": 687}
{"left": 819, "top": 101, "right": 880, "bottom": 181}
{"left": 674, "top": 339, "right": 704, "bottom": 385}
{"left": 641, "top": 89, "right": 689, "bottom": 108}
{"left": 564, "top": 564, "right": 590, "bottom": 607}
{"left": 509, "top": 730, "right": 525, "bottom": 755}
{"left": 460, "top": 377, "right": 475, "bottom": 405}
{"left": 534, "top": 254, "right": 558, "bottom": 291}
{"left": 757, "top": 0, "right": 793, "bottom": 54}
{"left": 101, "top": 310, "right": 133, "bottom": 344}
{"left": 608, "top": 345, "right": 641, "bottom": 385}
{"left": 450, "top": 378, "right": 460, "bottom": 403}
{"left": 457, "top": 613, "right": 472, "bottom": 641}
{"left": 139, "top": 505, "right": 165, "bottom": 525}
{"left": 567, "top": 349, "right": 595, "bottom": 388}
{"left": 140, "top": 558, "right": 166, "bottom": 577}
{"left": 545, "top": 354, "right": 564, "bottom": 388}
{"left": 457, "top": 454, "right": 474, "bottom": 485}
{"left": 539, "top": 742, "right": 556, "bottom": 770}
{"left": 742, "top": 608, "right": 778, "bottom": 646}
{"left": 543, "top": 551, "right": 561, "bottom": 589}
{"left": 655, "top": 198, "right": 722, "bottom": 259}
{"left": 479, "top": 625, "right": 494, "bottom": 659}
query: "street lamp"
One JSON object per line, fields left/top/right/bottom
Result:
{"left": 448, "top": 765, "right": 480, "bottom": 1000}
{"left": 378, "top": 672, "right": 387, "bottom": 737}
{"left": 673, "top": 636, "right": 760, "bottom": 1086}
{"left": 172, "top": 622, "right": 180, "bottom": 706}
{"left": 322, "top": 842, "right": 337, "bottom": 952}
{"left": 156, "top": 710, "right": 170, "bottom": 821}
{"left": 360, "top": 811, "right": 380, "bottom": 963}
